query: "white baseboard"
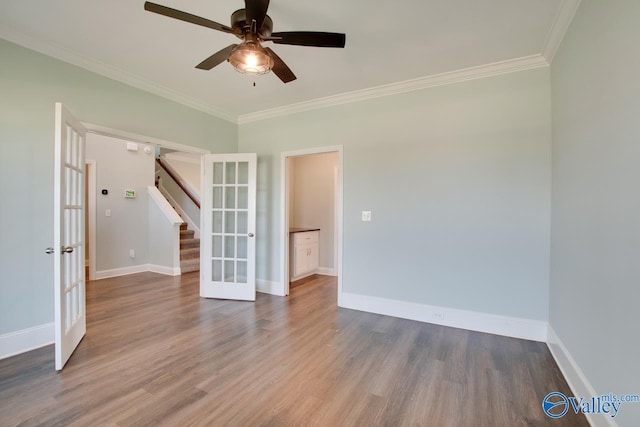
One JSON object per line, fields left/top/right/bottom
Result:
{"left": 149, "top": 264, "right": 181, "bottom": 276}
{"left": 257, "top": 279, "right": 281, "bottom": 296}
{"left": 95, "top": 264, "right": 183, "bottom": 279}
{"left": 0, "top": 323, "right": 54, "bottom": 360}
{"left": 547, "top": 326, "right": 615, "bottom": 427}
{"left": 340, "top": 292, "right": 548, "bottom": 342}
{"left": 94, "top": 264, "right": 151, "bottom": 280}
{"left": 316, "top": 267, "right": 337, "bottom": 276}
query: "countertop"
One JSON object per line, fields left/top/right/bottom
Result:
{"left": 289, "top": 227, "right": 320, "bottom": 234}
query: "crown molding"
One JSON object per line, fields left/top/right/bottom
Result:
{"left": 238, "top": 54, "right": 549, "bottom": 124}
{"left": 2, "top": 22, "right": 556, "bottom": 127}
{"left": 0, "top": 24, "right": 237, "bottom": 124}
{"left": 541, "top": 0, "right": 582, "bottom": 64}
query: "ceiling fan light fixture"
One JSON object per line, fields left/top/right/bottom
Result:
{"left": 229, "top": 41, "right": 274, "bottom": 76}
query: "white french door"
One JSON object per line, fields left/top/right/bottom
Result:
{"left": 200, "top": 153, "right": 257, "bottom": 300}
{"left": 51, "top": 103, "right": 87, "bottom": 370}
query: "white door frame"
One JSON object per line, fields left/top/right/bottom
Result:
{"left": 280, "top": 146, "right": 343, "bottom": 304}
{"left": 82, "top": 123, "right": 211, "bottom": 155}
{"left": 85, "top": 160, "right": 97, "bottom": 281}
{"left": 82, "top": 123, "right": 211, "bottom": 281}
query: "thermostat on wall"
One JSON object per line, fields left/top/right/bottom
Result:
{"left": 124, "top": 189, "right": 136, "bottom": 198}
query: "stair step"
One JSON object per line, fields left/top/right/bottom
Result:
{"left": 180, "top": 238, "right": 200, "bottom": 249}
{"left": 180, "top": 251, "right": 199, "bottom": 262}
{"left": 180, "top": 258, "right": 200, "bottom": 273}
{"left": 180, "top": 247, "right": 200, "bottom": 257}
{"left": 180, "top": 223, "right": 188, "bottom": 230}
{"left": 180, "top": 229, "right": 195, "bottom": 239}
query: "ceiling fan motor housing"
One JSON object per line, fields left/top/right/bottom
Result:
{"left": 231, "top": 9, "right": 273, "bottom": 38}
{"left": 143, "top": 1, "right": 345, "bottom": 83}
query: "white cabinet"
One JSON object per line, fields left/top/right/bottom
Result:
{"left": 290, "top": 230, "right": 319, "bottom": 281}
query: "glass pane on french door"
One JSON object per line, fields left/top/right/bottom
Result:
{"left": 210, "top": 161, "right": 250, "bottom": 284}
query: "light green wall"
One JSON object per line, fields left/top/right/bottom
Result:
{"left": 550, "top": 1, "right": 640, "bottom": 425}
{"left": 148, "top": 194, "right": 178, "bottom": 270}
{"left": 158, "top": 167, "right": 200, "bottom": 231}
{"left": 0, "top": 39, "right": 237, "bottom": 335}
{"left": 86, "top": 133, "right": 155, "bottom": 273}
{"left": 240, "top": 68, "right": 552, "bottom": 321}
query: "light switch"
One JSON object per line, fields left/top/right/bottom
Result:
{"left": 361, "top": 211, "right": 372, "bottom": 221}
{"left": 105, "top": 209, "right": 111, "bottom": 217}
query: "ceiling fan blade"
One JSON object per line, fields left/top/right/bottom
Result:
{"left": 265, "top": 48, "right": 296, "bottom": 83}
{"left": 271, "top": 31, "right": 346, "bottom": 48}
{"left": 245, "top": 0, "right": 270, "bottom": 32}
{"left": 144, "top": 2, "right": 233, "bottom": 34}
{"left": 195, "top": 45, "right": 238, "bottom": 70}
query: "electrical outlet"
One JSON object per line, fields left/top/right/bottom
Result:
{"left": 361, "top": 211, "right": 372, "bottom": 221}
{"left": 434, "top": 311, "right": 445, "bottom": 321}
{"left": 105, "top": 209, "right": 111, "bottom": 217}
{"left": 129, "top": 249, "right": 135, "bottom": 258}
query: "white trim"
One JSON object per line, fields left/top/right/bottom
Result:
{"left": 340, "top": 292, "right": 548, "bottom": 342}
{"left": 316, "top": 267, "right": 337, "bottom": 277}
{"left": 95, "top": 264, "right": 183, "bottom": 279}
{"left": 82, "top": 123, "right": 211, "bottom": 155}
{"left": 281, "top": 146, "right": 344, "bottom": 304}
{"left": 290, "top": 271, "right": 316, "bottom": 282}
{"left": 541, "top": 0, "right": 582, "bottom": 63}
{"left": 148, "top": 186, "right": 183, "bottom": 224}
{"left": 0, "top": 24, "right": 236, "bottom": 123}
{"left": 0, "top": 323, "right": 54, "bottom": 360}
{"left": 2, "top": 21, "right": 553, "bottom": 125}
{"left": 547, "top": 326, "right": 615, "bottom": 427}
{"left": 2, "top": 21, "right": 557, "bottom": 125}
{"left": 86, "top": 160, "right": 97, "bottom": 281}
{"left": 149, "top": 264, "right": 181, "bottom": 276}
{"left": 239, "top": 55, "right": 548, "bottom": 124}
{"left": 158, "top": 184, "right": 200, "bottom": 238}
{"left": 257, "top": 279, "right": 280, "bottom": 295}
{"left": 94, "top": 264, "right": 151, "bottom": 280}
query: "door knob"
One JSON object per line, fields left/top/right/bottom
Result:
{"left": 45, "top": 247, "right": 55, "bottom": 254}
{"left": 62, "top": 246, "right": 74, "bottom": 254}
{"left": 248, "top": 233, "right": 254, "bottom": 237}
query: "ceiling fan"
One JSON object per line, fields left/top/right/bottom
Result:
{"left": 144, "top": 1, "right": 346, "bottom": 83}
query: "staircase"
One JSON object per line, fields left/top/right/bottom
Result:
{"left": 179, "top": 223, "right": 200, "bottom": 273}
{"left": 155, "top": 157, "right": 201, "bottom": 275}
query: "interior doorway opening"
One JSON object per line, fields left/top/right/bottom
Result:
{"left": 280, "top": 146, "right": 343, "bottom": 303}
{"left": 83, "top": 125, "right": 209, "bottom": 282}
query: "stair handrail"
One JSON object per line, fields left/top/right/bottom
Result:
{"left": 156, "top": 157, "right": 201, "bottom": 209}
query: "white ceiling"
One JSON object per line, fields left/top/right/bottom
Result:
{"left": 0, "top": 0, "right": 579, "bottom": 122}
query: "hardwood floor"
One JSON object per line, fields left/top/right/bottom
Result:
{"left": 0, "top": 273, "right": 587, "bottom": 426}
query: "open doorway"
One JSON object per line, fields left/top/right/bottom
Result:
{"left": 280, "top": 146, "right": 343, "bottom": 304}
{"left": 82, "top": 124, "right": 209, "bottom": 281}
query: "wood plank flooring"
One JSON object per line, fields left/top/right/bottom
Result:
{"left": 0, "top": 273, "right": 587, "bottom": 426}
